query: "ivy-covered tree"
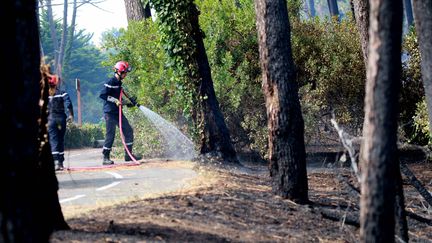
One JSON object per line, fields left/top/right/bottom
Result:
{"left": 151, "top": 0, "right": 238, "bottom": 163}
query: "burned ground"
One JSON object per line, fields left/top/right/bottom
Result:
{"left": 51, "top": 158, "right": 432, "bottom": 242}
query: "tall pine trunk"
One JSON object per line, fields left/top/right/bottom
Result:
{"left": 0, "top": 0, "right": 69, "bottom": 241}
{"left": 412, "top": 0, "right": 432, "bottom": 136}
{"left": 254, "top": 0, "right": 308, "bottom": 203}
{"left": 63, "top": 0, "right": 77, "bottom": 73}
{"left": 45, "top": 0, "right": 59, "bottom": 70}
{"left": 360, "top": 0, "right": 406, "bottom": 242}
{"left": 56, "top": 0, "right": 68, "bottom": 79}
{"left": 351, "top": 0, "right": 370, "bottom": 65}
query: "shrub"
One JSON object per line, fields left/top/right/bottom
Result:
{"left": 292, "top": 15, "right": 366, "bottom": 138}
{"left": 400, "top": 29, "right": 425, "bottom": 144}
{"left": 411, "top": 99, "right": 431, "bottom": 145}
{"left": 65, "top": 123, "right": 104, "bottom": 148}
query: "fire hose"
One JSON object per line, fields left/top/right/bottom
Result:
{"left": 118, "top": 89, "right": 140, "bottom": 164}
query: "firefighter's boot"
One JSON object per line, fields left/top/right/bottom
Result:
{"left": 102, "top": 149, "right": 114, "bottom": 165}
{"left": 53, "top": 154, "right": 64, "bottom": 171}
{"left": 125, "top": 145, "right": 142, "bottom": 162}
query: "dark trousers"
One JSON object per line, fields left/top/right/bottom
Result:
{"left": 103, "top": 113, "right": 134, "bottom": 154}
{"left": 48, "top": 115, "right": 66, "bottom": 162}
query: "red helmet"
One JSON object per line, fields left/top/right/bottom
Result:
{"left": 114, "top": 61, "right": 132, "bottom": 73}
{"left": 48, "top": 75, "right": 58, "bottom": 86}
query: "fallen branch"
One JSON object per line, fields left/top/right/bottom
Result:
{"left": 319, "top": 208, "right": 360, "bottom": 227}
{"left": 400, "top": 162, "right": 432, "bottom": 208}
{"left": 330, "top": 117, "right": 361, "bottom": 182}
{"left": 405, "top": 211, "right": 432, "bottom": 226}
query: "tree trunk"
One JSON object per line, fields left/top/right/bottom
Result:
{"left": 37, "top": 0, "right": 45, "bottom": 58}
{"left": 360, "top": 1, "right": 404, "bottom": 242}
{"left": 308, "top": 0, "right": 316, "bottom": 17}
{"left": 188, "top": 4, "right": 239, "bottom": 163}
{"left": 46, "top": 0, "right": 60, "bottom": 71}
{"left": 254, "top": 0, "right": 309, "bottom": 203}
{"left": 403, "top": 0, "right": 414, "bottom": 27}
{"left": 124, "top": 0, "right": 146, "bottom": 22}
{"left": 412, "top": 0, "right": 432, "bottom": 136}
{"left": 351, "top": 0, "right": 370, "bottom": 65}
{"left": 56, "top": 0, "right": 68, "bottom": 79}
{"left": 144, "top": 3, "right": 152, "bottom": 19}
{"left": 63, "top": 0, "right": 77, "bottom": 74}
{"left": 327, "top": 0, "right": 340, "bottom": 18}
{"left": 394, "top": 168, "right": 409, "bottom": 242}
{"left": 0, "top": 0, "right": 69, "bottom": 241}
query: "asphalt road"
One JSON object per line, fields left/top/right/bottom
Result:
{"left": 56, "top": 148, "right": 198, "bottom": 215}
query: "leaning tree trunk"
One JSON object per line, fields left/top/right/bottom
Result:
{"left": 151, "top": 0, "right": 238, "bottom": 163}
{"left": 254, "top": 0, "right": 309, "bottom": 203}
{"left": 0, "top": 0, "right": 69, "bottom": 241}
{"left": 124, "top": 0, "right": 146, "bottom": 22}
{"left": 412, "top": 0, "right": 432, "bottom": 136}
{"left": 188, "top": 4, "right": 238, "bottom": 163}
{"left": 351, "top": 0, "right": 370, "bottom": 65}
{"left": 360, "top": 0, "right": 405, "bottom": 242}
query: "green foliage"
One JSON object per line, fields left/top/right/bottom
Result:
{"left": 197, "top": 0, "right": 265, "bottom": 156}
{"left": 401, "top": 29, "right": 427, "bottom": 144}
{"left": 65, "top": 123, "right": 104, "bottom": 148}
{"left": 412, "top": 99, "right": 431, "bottom": 145}
{"left": 292, "top": 15, "right": 366, "bottom": 135}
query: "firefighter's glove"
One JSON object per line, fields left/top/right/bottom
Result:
{"left": 107, "top": 96, "right": 122, "bottom": 107}
{"left": 122, "top": 99, "right": 134, "bottom": 108}
{"left": 129, "top": 96, "right": 139, "bottom": 107}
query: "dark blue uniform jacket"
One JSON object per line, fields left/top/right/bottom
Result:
{"left": 48, "top": 88, "right": 73, "bottom": 118}
{"left": 100, "top": 76, "right": 122, "bottom": 114}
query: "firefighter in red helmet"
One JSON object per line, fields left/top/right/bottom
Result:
{"left": 99, "top": 61, "right": 142, "bottom": 165}
{"left": 47, "top": 70, "right": 74, "bottom": 171}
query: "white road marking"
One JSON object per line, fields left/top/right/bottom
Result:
{"left": 60, "top": 194, "right": 86, "bottom": 203}
{"left": 96, "top": 181, "right": 121, "bottom": 191}
{"left": 67, "top": 149, "right": 100, "bottom": 158}
{"left": 105, "top": 171, "right": 123, "bottom": 179}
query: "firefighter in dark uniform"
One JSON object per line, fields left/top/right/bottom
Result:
{"left": 99, "top": 61, "right": 142, "bottom": 165}
{"left": 48, "top": 74, "right": 74, "bottom": 171}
